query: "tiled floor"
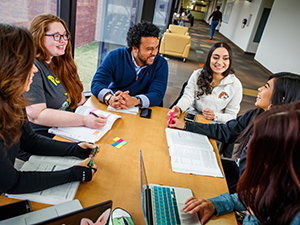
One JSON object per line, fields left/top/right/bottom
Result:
{"left": 162, "top": 20, "right": 272, "bottom": 116}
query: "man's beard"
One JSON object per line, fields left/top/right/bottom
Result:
{"left": 137, "top": 50, "right": 155, "bottom": 66}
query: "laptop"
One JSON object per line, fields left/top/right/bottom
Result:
{"left": 140, "top": 150, "right": 201, "bottom": 225}
{"left": 0, "top": 199, "right": 83, "bottom": 225}
{"left": 34, "top": 200, "right": 112, "bottom": 225}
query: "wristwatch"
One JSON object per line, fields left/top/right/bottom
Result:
{"left": 136, "top": 97, "right": 142, "bottom": 107}
{"left": 104, "top": 93, "right": 113, "bottom": 105}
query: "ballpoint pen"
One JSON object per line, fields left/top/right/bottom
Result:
{"left": 88, "top": 147, "right": 98, "bottom": 167}
{"left": 89, "top": 111, "right": 100, "bottom": 118}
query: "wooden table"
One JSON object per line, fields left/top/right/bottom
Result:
{"left": 0, "top": 95, "right": 236, "bottom": 224}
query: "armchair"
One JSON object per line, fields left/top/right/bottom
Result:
{"left": 159, "top": 25, "right": 191, "bottom": 62}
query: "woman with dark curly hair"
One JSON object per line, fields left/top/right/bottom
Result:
{"left": 183, "top": 102, "right": 300, "bottom": 225}
{"left": 0, "top": 23, "right": 97, "bottom": 194}
{"left": 168, "top": 42, "right": 242, "bottom": 123}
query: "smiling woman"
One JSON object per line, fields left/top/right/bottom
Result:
{"left": 168, "top": 42, "right": 243, "bottom": 123}
{"left": 0, "top": 23, "right": 97, "bottom": 195}
{"left": 17, "top": 14, "right": 107, "bottom": 161}
{"left": 22, "top": 14, "right": 106, "bottom": 140}
{"left": 168, "top": 72, "right": 300, "bottom": 194}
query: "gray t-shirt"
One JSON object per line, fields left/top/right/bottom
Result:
{"left": 25, "top": 59, "right": 72, "bottom": 133}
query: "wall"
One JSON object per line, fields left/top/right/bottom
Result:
{"left": 254, "top": 0, "right": 300, "bottom": 74}
{"left": 246, "top": 0, "right": 273, "bottom": 53}
{"left": 219, "top": 0, "right": 263, "bottom": 52}
{"left": 75, "top": 0, "right": 99, "bottom": 48}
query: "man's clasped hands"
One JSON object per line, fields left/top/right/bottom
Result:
{"left": 107, "top": 90, "right": 140, "bottom": 110}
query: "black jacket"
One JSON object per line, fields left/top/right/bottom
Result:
{"left": 0, "top": 119, "right": 93, "bottom": 194}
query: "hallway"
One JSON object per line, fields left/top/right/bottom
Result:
{"left": 163, "top": 20, "right": 272, "bottom": 116}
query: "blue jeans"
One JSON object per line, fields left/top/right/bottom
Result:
{"left": 210, "top": 21, "right": 219, "bottom": 38}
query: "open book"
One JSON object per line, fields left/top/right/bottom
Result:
{"left": 49, "top": 106, "right": 121, "bottom": 143}
{"left": 165, "top": 128, "right": 223, "bottom": 178}
{"left": 4, "top": 155, "right": 82, "bottom": 205}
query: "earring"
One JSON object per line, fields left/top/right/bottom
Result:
{"left": 267, "top": 104, "right": 273, "bottom": 110}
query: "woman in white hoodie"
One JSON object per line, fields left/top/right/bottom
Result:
{"left": 168, "top": 42, "right": 242, "bottom": 123}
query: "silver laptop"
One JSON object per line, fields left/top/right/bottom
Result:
{"left": 34, "top": 200, "right": 112, "bottom": 225}
{"left": 140, "top": 150, "right": 201, "bottom": 225}
{"left": 0, "top": 199, "right": 82, "bottom": 225}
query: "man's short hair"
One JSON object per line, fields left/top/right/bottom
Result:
{"left": 216, "top": 6, "right": 220, "bottom": 10}
{"left": 127, "top": 21, "right": 160, "bottom": 49}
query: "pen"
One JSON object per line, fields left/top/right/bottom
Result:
{"left": 89, "top": 111, "right": 100, "bottom": 118}
{"left": 169, "top": 110, "right": 174, "bottom": 126}
{"left": 88, "top": 147, "right": 98, "bottom": 167}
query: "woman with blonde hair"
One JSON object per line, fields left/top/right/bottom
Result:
{"left": 25, "top": 14, "right": 106, "bottom": 139}
{"left": 0, "top": 23, "right": 97, "bottom": 194}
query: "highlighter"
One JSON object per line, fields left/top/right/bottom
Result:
{"left": 169, "top": 110, "right": 174, "bottom": 126}
{"left": 88, "top": 147, "right": 98, "bottom": 167}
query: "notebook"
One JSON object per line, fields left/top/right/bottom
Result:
{"left": 0, "top": 199, "right": 82, "bottom": 225}
{"left": 34, "top": 200, "right": 112, "bottom": 225}
{"left": 140, "top": 150, "right": 201, "bottom": 225}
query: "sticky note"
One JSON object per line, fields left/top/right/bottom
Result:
{"left": 109, "top": 137, "right": 127, "bottom": 149}
{"left": 112, "top": 142, "right": 119, "bottom": 147}
{"left": 108, "top": 140, "right": 115, "bottom": 145}
{"left": 117, "top": 139, "right": 124, "bottom": 143}
{"left": 93, "top": 131, "right": 100, "bottom": 135}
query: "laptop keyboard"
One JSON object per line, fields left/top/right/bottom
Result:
{"left": 152, "top": 186, "right": 181, "bottom": 225}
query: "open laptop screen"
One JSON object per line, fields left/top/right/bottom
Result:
{"left": 34, "top": 200, "right": 112, "bottom": 225}
{"left": 140, "top": 150, "right": 149, "bottom": 225}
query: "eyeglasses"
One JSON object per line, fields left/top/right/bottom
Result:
{"left": 45, "top": 33, "right": 70, "bottom": 41}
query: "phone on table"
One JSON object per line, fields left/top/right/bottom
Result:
{"left": 184, "top": 112, "right": 196, "bottom": 122}
{"left": 140, "top": 108, "right": 152, "bottom": 119}
{"left": 0, "top": 199, "right": 32, "bottom": 220}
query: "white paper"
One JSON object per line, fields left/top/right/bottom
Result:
{"left": 165, "top": 128, "right": 223, "bottom": 178}
{"left": 4, "top": 156, "right": 82, "bottom": 205}
{"left": 48, "top": 106, "right": 121, "bottom": 143}
{"left": 107, "top": 105, "right": 139, "bottom": 115}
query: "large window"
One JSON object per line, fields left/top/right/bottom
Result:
{"left": 0, "top": 1, "right": 58, "bottom": 28}
{"left": 74, "top": 0, "right": 139, "bottom": 92}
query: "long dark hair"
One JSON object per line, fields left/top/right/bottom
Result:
{"left": 196, "top": 42, "right": 234, "bottom": 98}
{"left": 0, "top": 24, "right": 35, "bottom": 146}
{"left": 236, "top": 72, "right": 300, "bottom": 157}
{"left": 237, "top": 102, "right": 300, "bottom": 224}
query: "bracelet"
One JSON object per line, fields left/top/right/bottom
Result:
{"left": 104, "top": 93, "right": 113, "bottom": 105}
{"left": 136, "top": 97, "right": 142, "bottom": 107}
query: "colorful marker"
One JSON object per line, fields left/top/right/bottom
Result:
{"left": 169, "top": 110, "right": 174, "bottom": 126}
{"left": 88, "top": 147, "right": 98, "bottom": 167}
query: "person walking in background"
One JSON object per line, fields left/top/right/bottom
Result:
{"left": 208, "top": 6, "right": 222, "bottom": 40}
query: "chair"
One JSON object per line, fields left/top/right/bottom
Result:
{"left": 159, "top": 25, "right": 191, "bottom": 62}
